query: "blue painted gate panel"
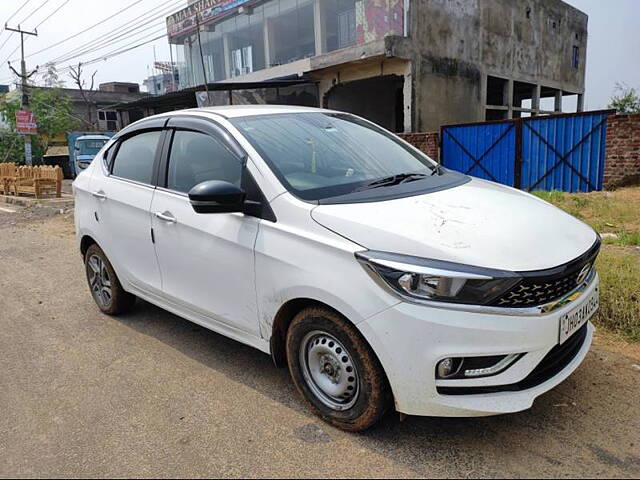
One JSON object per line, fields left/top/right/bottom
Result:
{"left": 521, "top": 113, "right": 608, "bottom": 193}
{"left": 441, "top": 122, "right": 516, "bottom": 187}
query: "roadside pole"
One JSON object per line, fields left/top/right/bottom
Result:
{"left": 5, "top": 25, "right": 38, "bottom": 166}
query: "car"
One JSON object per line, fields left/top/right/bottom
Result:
{"left": 74, "top": 106, "right": 600, "bottom": 431}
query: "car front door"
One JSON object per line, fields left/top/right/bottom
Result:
{"left": 149, "top": 117, "right": 261, "bottom": 336}
{"left": 91, "top": 126, "right": 165, "bottom": 294}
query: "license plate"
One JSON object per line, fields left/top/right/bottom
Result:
{"left": 559, "top": 287, "right": 599, "bottom": 344}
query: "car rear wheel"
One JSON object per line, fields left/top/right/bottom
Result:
{"left": 84, "top": 244, "right": 136, "bottom": 315}
{"left": 286, "top": 307, "right": 391, "bottom": 432}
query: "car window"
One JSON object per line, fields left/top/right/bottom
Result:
{"left": 167, "top": 130, "right": 242, "bottom": 193}
{"left": 111, "top": 131, "right": 162, "bottom": 184}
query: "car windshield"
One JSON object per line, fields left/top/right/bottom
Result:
{"left": 78, "top": 140, "right": 108, "bottom": 156}
{"left": 231, "top": 113, "right": 438, "bottom": 201}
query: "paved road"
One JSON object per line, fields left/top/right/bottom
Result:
{"left": 1, "top": 212, "right": 639, "bottom": 478}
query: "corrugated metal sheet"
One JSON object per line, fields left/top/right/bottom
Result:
{"left": 441, "top": 111, "right": 610, "bottom": 193}
{"left": 521, "top": 112, "right": 608, "bottom": 193}
{"left": 441, "top": 122, "right": 516, "bottom": 187}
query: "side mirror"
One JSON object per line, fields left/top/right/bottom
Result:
{"left": 188, "top": 180, "right": 246, "bottom": 214}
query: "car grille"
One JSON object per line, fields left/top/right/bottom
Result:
{"left": 489, "top": 241, "right": 601, "bottom": 308}
{"left": 437, "top": 323, "right": 589, "bottom": 396}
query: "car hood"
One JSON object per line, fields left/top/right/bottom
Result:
{"left": 310, "top": 177, "right": 598, "bottom": 272}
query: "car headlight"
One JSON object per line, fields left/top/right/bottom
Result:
{"left": 356, "top": 251, "right": 521, "bottom": 305}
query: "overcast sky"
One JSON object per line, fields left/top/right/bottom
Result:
{"left": 0, "top": 0, "right": 638, "bottom": 109}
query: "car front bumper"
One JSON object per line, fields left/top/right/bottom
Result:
{"left": 358, "top": 272, "right": 598, "bottom": 417}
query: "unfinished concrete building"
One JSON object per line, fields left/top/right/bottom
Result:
{"left": 165, "top": 0, "right": 587, "bottom": 133}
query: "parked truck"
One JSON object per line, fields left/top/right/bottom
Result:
{"left": 68, "top": 132, "right": 115, "bottom": 177}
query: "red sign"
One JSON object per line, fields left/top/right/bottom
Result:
{"left": 16, "top": 110, "right": 37, "bottom": 134}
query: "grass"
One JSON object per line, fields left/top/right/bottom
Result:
{"left": 594, "top": 248, "right": 640, "bottom": 341}
{"left": 533, "top": 187, "right": 640, "bottom": 341}
{"left": 532, "top": 188, "right": 640, "bottom": 246}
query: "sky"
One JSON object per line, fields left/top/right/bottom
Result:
{"left": 0, "top": 0, "right": 638, "bottom": 109}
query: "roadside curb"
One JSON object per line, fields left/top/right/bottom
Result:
{"left": 0, "top": 194, "right": 74, "bottom": 208}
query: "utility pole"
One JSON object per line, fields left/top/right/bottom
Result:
{"left": 5, "top": 24, "right": 38, "bottom": 166}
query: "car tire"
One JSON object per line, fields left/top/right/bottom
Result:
{"left": 286, "top": 307, "right": 392, "bottom": 432}
{"left": 84, "top": 244, "right": 136, "bottom": 315}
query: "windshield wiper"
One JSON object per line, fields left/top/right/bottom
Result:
{"left": 354, "top": 173, "right": 430, "bottom": 192}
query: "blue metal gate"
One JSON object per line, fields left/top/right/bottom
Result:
{"left": 441, "top": 121, "right": 517, "bottom": 187}
{"left": 441, "top": 110, "right": 611, "bottom": 193}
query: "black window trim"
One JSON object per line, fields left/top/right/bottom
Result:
{"left": 156, "top": 115, "right": 276, "bottom": 222}
{"left": 158, "top": 120, "right": 246, "bottom": 193}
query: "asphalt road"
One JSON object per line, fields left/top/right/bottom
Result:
{"left": 1, "top": 211, "right": 639, "bottom": 478}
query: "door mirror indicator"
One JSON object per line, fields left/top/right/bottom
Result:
{"left": 188, "top": 180, "right": 246, "bottom": 214}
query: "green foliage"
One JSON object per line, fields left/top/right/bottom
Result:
{"left": 0, "top": 130, "right": 25, "bottom": 163}
{"left": 0, "top": 88, "right": 78, "bottom": 162}
{"left": 609, "top": 82, "right": 640, "bottom": 114}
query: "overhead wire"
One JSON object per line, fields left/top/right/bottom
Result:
{"left": 20, "top": 0, "right": 147, "bottom": 60}
{"left": 46, "top": 0, "right": 181, "bottom": 66}
{"left": 17, "top": 0, "right": 51, "bottom": 26}
{"left": 34, "top": 0, "right": 71, "bottom": 30}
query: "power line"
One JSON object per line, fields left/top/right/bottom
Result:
{"left": 0, "top": 0, "right": 33, "bottom": 51}
{"left": 46, "top": 0, "right": 181, "bottom": 66}
{"left": 1, "top": 0, "right": 72, "bottom": 69}
{"left": 17, "top": 0, "right": 51, "bottom": 26}
{"left": 35, "top": 0, "right": 72, "bottom": 29}
{"left": 50, "top": 19, "right": 167, "bottom": 66}
{"left": 21, "top": 0, "right": 147, "bottom": 60}
{"left": 4, "top": 0, "right": 32, "bottom": 25}
{"left": 54, "top": 32, "right": 167, "bottom": 74}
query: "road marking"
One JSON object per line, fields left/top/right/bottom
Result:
{"left": 0, "top": 206, "right": 16, "bottom": 213}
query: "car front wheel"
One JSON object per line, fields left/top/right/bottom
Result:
{"left": 286, "top": 307, "right": 391, "bottom": 432}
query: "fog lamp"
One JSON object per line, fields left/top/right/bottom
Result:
{"left": 436, "top": 357, "right": 463, "bottom": 379}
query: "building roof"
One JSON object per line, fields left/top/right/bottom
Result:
{"left": 111, "top": 76, "right": 314, "bottom": 111}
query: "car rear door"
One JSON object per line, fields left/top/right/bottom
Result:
{"left": 149, "top": 116, "right": 261, "bottom": 336}
{"left": 90, "top": 122, "right": 166, "bottom": 294}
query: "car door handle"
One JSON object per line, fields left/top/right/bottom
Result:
{"left": 92, "top": 190, "right": 107, "bottom": 200}
{"left": 154, "top": 211, "right": 177, "bottom": 223}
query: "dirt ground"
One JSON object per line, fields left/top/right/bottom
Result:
{"left": 0, "top": 209, "right": 639, "bottom": 479}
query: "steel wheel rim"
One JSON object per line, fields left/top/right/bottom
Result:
{"left": 299, "top": 330, "right": 360, "bottom": 411}
{"left": 87, "top": 254, "right": 112, "bottom": 308}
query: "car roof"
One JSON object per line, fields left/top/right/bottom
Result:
{"left": 171, "top": 105, "right": 338, "bottom": 120}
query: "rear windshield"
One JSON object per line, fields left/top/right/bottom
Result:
{"left": 231, "top": 113, "right": 439, "bottom": 201}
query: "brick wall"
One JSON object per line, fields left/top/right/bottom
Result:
{"left": 399, "top": 132, "right": 440, "bottom": 162}
{"left": 605, "top": 113, "right": 640, "bottom": 189}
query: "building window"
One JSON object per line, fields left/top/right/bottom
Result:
{"left": 98, "top": 110, "right": 118, "bottom": 131}
{"left": 338, "top": 8, "right": 356, "bottom": 48}
{"left": 572, "top": 46, "right": 580, "bottom": 69}
{"left": 231, "top": 45, "right": 254, "bottom": 77}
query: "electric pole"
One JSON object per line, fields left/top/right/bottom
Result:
{"left": 5, "top": 24, "right": 38, "bottom": 166}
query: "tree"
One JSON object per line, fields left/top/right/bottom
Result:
{"left": 609, "top": 82, "right": 640, "bottom": 114}
{"left": 69, "top": 63, "right": 98, "bottom": 130}
{"left": 0, "top": 130, "right": 25, "bottom": 163}
{"left": 0, "top": 88, "right": 78, "bottom": 163}
{"left": 42, "top": 62, "right": 66, "bottom": 88}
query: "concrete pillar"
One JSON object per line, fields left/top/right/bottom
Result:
{"left": 222, "top": 34, "right": 231, "bottom": 79}
{"left": 314, "top": 0, "right": 327, "bottom": 56}
{"left": 555, "top": 90, "right": 563, "bottom": 113}
{"left": 264, "top": 18, "right": 273, "bottom": 68}
{"left": 577, "top": 93, "right": 585, "bottom": 112}
{"left": 506, "top": 79, "right": 514, "bottom": 119}
{"left": 532, "top": 84, "right": 541, "bottom": 116}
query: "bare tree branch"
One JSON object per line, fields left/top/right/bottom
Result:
{"left": 69, "top": 63, "right": 98, "bottom": 130}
